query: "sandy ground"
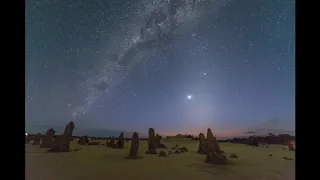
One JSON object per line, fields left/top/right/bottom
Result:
{"left": 26, "top": 139, "right": 295, "bottom": 180}
{"left": 283, "top": 165, "right": 295, "bottom": 180}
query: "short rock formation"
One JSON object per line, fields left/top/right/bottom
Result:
{"left": 158, "top": 151, "right": 168, "bottom": 157}
{"left": 283, "top": 156, "right": 293, "bottom": 160}
{"left": 204, "top": 128, "right": 227, "bottom": 165}
{"left": 197, "top": 133, "right": 206, "bottom": 154}
{"left": 159, "top": 143, "right": 167, "bottom": 149}
{"left": 154, "top": 133, "right": 167, "bottom": 149}
{"left": 32, "top": 133, "right": 41, "bottom": 145}
{"left": 145, "top": 128, "right": 157, "bottom": 154}
{"left": 155, "top": 133, "right": 161, "bottom": 148}
{"left": 77, "top": 135, "right": 89, "bottom": 145}
{"left": 126, "top": 132, "right": 142, "bottom": 159}
{"left": 114, "top": 132, "right": 124, "bottom": 149}
{"left": 229, "top": 153, "right": 238, "bottom": 158}
{"left": 178, "top": 147, "right": 188, "bottom": 152}
{"left": 40, "top": 128, "right": 55, "bottom": 148}
{"left": 48, "top": 121, "right": 74, "bottom": 152}
{"left": 107, "top": 136, "right": 115, "bottom": 148}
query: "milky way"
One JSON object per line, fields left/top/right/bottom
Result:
{"left": 72, "top": 0, "right": 227, "bottom": 119}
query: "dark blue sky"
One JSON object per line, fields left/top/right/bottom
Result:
{"left": 26, "top": 0, "right": 295, "bottom": 137}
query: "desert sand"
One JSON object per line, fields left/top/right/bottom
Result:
{"left": 25, "top": 138, "right": 295, "bottom": 180}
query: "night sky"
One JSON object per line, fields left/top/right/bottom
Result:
{"left": 26, "top": 0, "right": 295, "bottom": 138}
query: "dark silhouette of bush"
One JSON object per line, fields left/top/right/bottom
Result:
{"left": 228, "top": 133, "right": 295, "bottom": 145}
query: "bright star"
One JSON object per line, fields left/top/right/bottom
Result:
{"left": 187, "top": 95, "right": 192, "bottom": 100}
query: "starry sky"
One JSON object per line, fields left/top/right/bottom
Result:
{"left": 26, "top": 0, "right": 295, "bottom": 138}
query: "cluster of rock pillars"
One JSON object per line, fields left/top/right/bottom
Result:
{"left": 25, "top": 121, "right": 295, "bottom": 165}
